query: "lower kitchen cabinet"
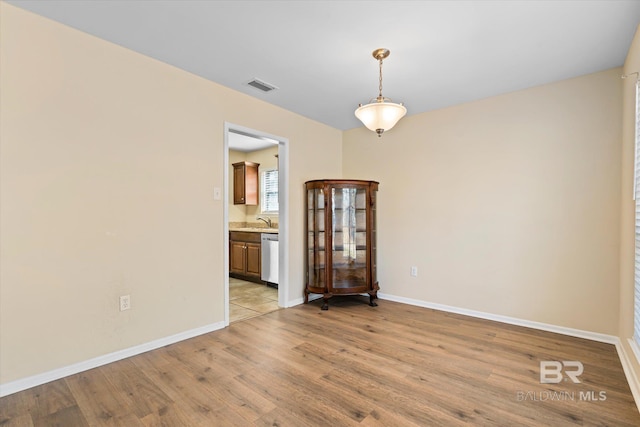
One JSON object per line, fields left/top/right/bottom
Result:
{"left": 230, "top": 231, "right": 262, "bottom": 283}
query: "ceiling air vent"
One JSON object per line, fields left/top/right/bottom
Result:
{"left": 247, "top": 78, "right": 278, "bottom": 93}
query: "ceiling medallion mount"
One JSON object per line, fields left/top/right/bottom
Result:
{"left": 372, "top": 48, "right": 390, "bottom": 61}
{"left": 355, "top": 48, "right": 407, "bottom": 137}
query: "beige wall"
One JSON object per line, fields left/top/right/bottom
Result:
{"left": 619, "top": 26, "right": 640, "bottom": 392}
{"left": 0, "top": 3, "right": 342, "bottom": 384}
{"left": 344, "top": 68, "right": 622, "bottom": 334}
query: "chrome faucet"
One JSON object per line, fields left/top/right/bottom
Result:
{"left": 257, "top": 217, "right": 272, "bottom": 228}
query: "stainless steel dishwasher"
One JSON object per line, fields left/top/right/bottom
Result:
{"left": 261, "top": 233, "right": 279, "bottom": 287}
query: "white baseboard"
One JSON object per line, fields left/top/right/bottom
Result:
{"left": 0, "top": 321, "right": 225, "bottom": 397}
{"left": 288, "top": 294, "right": 323, "bottom": 307}
{"left": 617, "top": 339, "right": 640, "bottom": 413}
{"left": 377, "top": 293, "right": 619, "bottom": 344}
{"left": 287, "top": 297, "right": 305, "bottom": 306}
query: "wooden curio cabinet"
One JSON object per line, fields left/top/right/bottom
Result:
{"left": 305, "top": 179, "right": 379, "bottom": 310}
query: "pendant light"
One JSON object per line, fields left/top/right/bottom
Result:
{"left": 355, "top": 48, "right": 407, "bottom": 137}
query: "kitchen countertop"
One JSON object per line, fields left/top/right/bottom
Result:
{"left": 229, "top": 227, "right": 279, "bottom": 234}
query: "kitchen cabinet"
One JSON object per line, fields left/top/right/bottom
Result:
{"left": 305, "top": 179, "right": 379, "bottom": 310}
{"left": 230, "top": 231, "right": 262, "bottom": 282}
{"left": 233, "top": 161, "right": 259, "bottom": 205}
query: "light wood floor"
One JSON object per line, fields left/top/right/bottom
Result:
{"left": 1, "top": 296, "right": 638, "bottom": 426}
{"left": 229, "top": 278, "right": 279, "bottom": 323}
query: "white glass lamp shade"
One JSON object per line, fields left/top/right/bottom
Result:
{"left": 355, "top": 101, "right": 407, "bottom": 136}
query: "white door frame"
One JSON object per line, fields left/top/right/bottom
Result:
{"left": 223, "top": 122, "right": 289, "bottom": 326}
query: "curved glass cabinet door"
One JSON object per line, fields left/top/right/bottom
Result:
{"left": 330, "top": 186, "right": 367, "bottom": 290}
{"left": 306, "top": 187, "right": 325, "bottom": 294}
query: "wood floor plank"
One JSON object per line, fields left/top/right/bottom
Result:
{"left": 321, "top": 366, "right": 467, "bottom": 426}
{"left": 128, "top": 355, "right": 228, "bottom": 425}
{"left": 202, "top": 374, "right": 276, "bottom": 423}
{"left": 98, "top": 358, "right": 174, "bottom": 420}
{"left": 0, "top": 414, "right": 35, "bottom": 427}
{"left": 234, "top": 368, "right": 363, "bottom": 427}
{"left": 254, "top": 406, "right": 319, "bottom": 427}
{"left": 32, "top": 405, "right": 88, "bottom": 427}
{"left": 159, "top": 332, "right": 279, "bottom": 423}
{"left": 26, "top": 379, "right": 77, "bottom": 421}
{"left": 138, "top": 402, "right": 195, "bottom": 427}
{"left": 359, "top": 406, "right": 424, "bottom": 427}
{"left": 2, "top": 298, "right": 639, "bottom": 426}
{"left": 65, "top": 369, "right": 142, "bottom": 427}
{"left": 0, "top": 385, "right": 36, "bottom": 425}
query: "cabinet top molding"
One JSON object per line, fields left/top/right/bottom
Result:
{"left": 305, "top": 179, "right": 379, "bottom": 187}
{"left": 232, "top": 161, "right": 260, "bottom": 167}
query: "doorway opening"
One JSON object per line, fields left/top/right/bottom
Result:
{"left": 223, "top": 123, "right": 289, "bottom": 325}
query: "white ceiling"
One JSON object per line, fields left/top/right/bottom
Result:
{"left": 8, "top": 1, "right": 640, "bottom": 131}
{"left": 228, "top": 130, "right": 278, "bottom": 152}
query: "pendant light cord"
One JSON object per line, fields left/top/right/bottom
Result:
{"left": 378, "top": 58, "right": 384, "bottom": 99}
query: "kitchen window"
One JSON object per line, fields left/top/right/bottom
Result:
{"left": 261, "top": 169, "right": 278, "bottom": 214}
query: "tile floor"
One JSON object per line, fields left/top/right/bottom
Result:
{"left": 229, "top": 277, "right": 279, "bottom": 323}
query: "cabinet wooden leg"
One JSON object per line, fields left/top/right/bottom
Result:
{"left": 369, "top": 293, "right": 378, "bottom": 307}
{"left": 304, "top": 289, "right": 309, "bottom": 304}
{"left": 321, "top": 297, "right": 329, "bottom": 310}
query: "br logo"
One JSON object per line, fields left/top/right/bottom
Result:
{"left": 539, "top": 361, "right": 583, "bottom": 384}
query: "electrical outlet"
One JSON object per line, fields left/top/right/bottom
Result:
{"left": 410, "top": 266, "right": 418, "bottom": 277}
{"left": 119, "top": 295, "right": 131, "bottom": 311}
{"left": 213, "top": 187, "right": 221, "bottom": 200}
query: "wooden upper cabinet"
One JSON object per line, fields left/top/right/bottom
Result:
{"left": 233, "top": 161, "right": 260, "bottom": 205}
